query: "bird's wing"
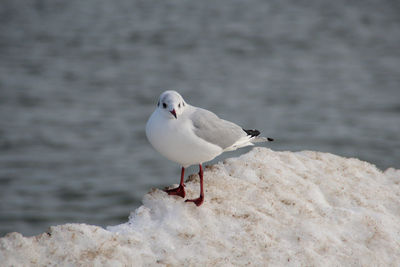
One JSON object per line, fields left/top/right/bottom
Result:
{"left": 189, "top": 107, "right": 248, "bottom": 150}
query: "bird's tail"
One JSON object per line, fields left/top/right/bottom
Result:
{"left": 243, "top": 128, "right": 274, "bottom": 143}
{"left": 251, "top": 136, "right": 274, "bottom": 143}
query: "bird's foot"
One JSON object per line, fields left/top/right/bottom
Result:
{"left": 185, "top": 195, "right": 204, "bottom": 206}
{"left": 164, "top": 184, "right": 185, "bottom": 198}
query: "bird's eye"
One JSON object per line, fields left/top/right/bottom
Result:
{"left": 162, "top": 103, "right": 167, "bottom": 109}
{"left": 178, "top": 103, "right": 181, "bottom": 108}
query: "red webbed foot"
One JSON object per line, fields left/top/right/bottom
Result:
{"left": 164, "top": 184, "right": 186, "bottom": 198}
{"left": 185, "top": 194, "right": 204, "bottom": 206}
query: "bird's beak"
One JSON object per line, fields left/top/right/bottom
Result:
{"left": 170, "top": 109, "right": 177, "bottom": 119}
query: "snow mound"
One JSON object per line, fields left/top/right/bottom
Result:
{"left": 1, "top": 148, "right": 400, "bottom": 266}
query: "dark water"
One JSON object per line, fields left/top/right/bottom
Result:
{"left": 1, "top": 0, "right": 399, "bottom": 236}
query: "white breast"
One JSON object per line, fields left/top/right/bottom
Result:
{"left": 145, "top": 109, "right": 223, "bottom": 167}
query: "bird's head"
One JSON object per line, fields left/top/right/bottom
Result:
{"left": 156, "top": 90, "right": 187, "bottom": 119}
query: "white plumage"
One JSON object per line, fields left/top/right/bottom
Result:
{"left": 146, "top": 90, "right": 273, "bottom": 206}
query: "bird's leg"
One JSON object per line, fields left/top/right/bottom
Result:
{"left": 185, "top": 164, "right": 204, "bottom": 206}
{"left": 164, "top": 167, "right": 186, "bottom": 198}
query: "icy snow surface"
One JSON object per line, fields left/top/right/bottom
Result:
{"left": 1, "top": 148, "right": 400, "bottom": 266}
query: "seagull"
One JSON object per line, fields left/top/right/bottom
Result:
{"left": 146, "top": 90, "right": 273, "bottom": 206}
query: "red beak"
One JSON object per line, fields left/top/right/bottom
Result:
{"left": 170, "top": 109, "right": 177, "bottom": 119}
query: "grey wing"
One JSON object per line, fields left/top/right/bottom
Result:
{"left": 190, "top": 108, "right": 247, "bottom": 149}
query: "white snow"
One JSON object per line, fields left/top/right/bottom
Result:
{"left": 1, "top": 148, "right": 400, "bottom": 266}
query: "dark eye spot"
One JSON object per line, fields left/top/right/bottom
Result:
{"left": 178, "top": 103, "right": 181, "bottom": 108}
{"left": 162, "top": 103, "right": 167, "bottom": 109}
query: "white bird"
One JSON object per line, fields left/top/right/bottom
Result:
{"left": 146, "top": 90, "right": 273, "bottom": 206}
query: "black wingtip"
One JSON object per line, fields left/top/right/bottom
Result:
{"left": 243, "top": 129, "right": 274, "bottom": 141}
{"left": 243, "top": 128, "right": 261, "bottom": 137}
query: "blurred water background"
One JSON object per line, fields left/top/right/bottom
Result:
{"left": 1, "top": 0, "right": 399, "bottom": 236}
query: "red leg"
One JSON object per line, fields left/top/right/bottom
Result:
{"left": 185, "top": 164, "right": 204, "bottom": 206}
{"left": 164, "top": 167, "right": 185, "bottom": 198}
